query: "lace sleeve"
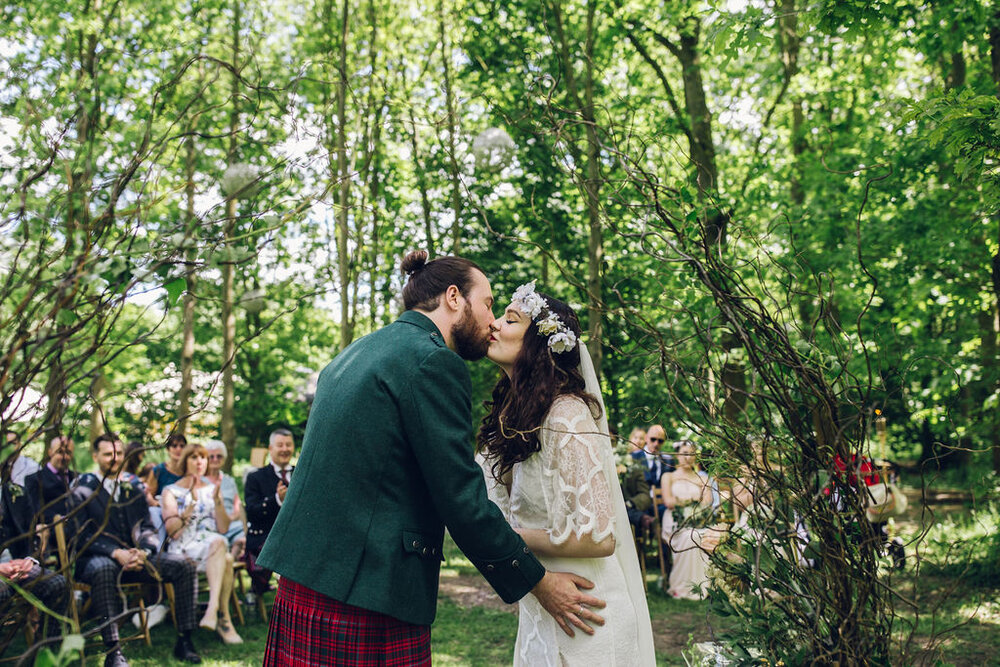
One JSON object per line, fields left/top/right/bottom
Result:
{"left": 541, "top": 397, "right": 616, "bottom": 545}
{"left": 475, "top": 453, "right": 511, "bottom": 520}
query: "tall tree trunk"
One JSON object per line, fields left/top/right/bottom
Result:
{"left": 550, "top": 0, "right": 604, "bottom": 377}
{"left": 675, "top": 17, "right": 745, "bottom": 420}
{"left": 408, "top": 108, "right": 435, "bottom": 255}
{"left": 438, "top": 0, "right": 464, "bottom": 253}
{"left": 178, "top": 137, "right": 198, "bottom": 436}
{"left": 990, "top": 12, "right": 1000, "bottom": 473}
{"left": 221, "top": 0, "right": 241, "bottom": 456}
{"left": 46, "top": 0, "right": 103, "bottom": 431}
{"left": 335, "top": 0, "right": 354, "bottom": 349}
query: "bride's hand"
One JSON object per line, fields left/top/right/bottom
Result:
{"left": 530, "top": 570, "right": 606, "bottom": 637}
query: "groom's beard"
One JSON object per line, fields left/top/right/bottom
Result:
{"left": 452, "top": 303, "right": 490, "bottom": 361}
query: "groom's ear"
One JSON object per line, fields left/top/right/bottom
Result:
{"left": 441, "top": 284, "right": 463, "bottom": 312}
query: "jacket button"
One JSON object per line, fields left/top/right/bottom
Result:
{"left": 421, "top": 547, "right": 430, "bottom": 557}
{"left": 486, "top": 564, "right": 495, "bottom": 572}
{"left": 522, "top": 546, "right": 529, "bottom": 554}
{"left": 412, "top": 541, "right": 420, "bottom": 549}
{"left": 511, "top": 559, "right": 520, "bottom": 568}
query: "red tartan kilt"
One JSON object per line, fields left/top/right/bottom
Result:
{"left": 263, "top": 577, "right": 431, "bottom": 666}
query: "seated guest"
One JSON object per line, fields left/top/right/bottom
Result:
{"left": 621, "top": 463, "right": 655, "bottom": 531}
{"left": 243, "top": 427, "right": 294, "bottom": 598}
{"left": 639, "top": 424, "right": 674, "bottom": 487}
{"left": 122, "top": 440, "right": 145, "bottom": 476}
{"left": 25, "top": 435, "right": 77, "bottom": 554}
{"left": 2, "top": 468, "right": 68, "bottom": 644}
{"left": 151, "top": 433, "right": 186, "bottom": 496}
{"left": 627, "top": 427, "right": 646, "bottom": 461}
{"left": 3, "top": 429, "right": 41, "bottom": 487}
{"left": 72, "top": 434, "right": 202, "bottom": 667}
{"left": 161, "top": 443, "right": 242, "bottom": 644}
{"left": 1, "top": 478, "right": 68, "bottom": 646}
{"left": 1, "top": 432, "right": 36, "bottom": 560}
{"left": 203, "top": 440, "right": 245, "bottom": 559}
{"left": 660, "top": 441, "right": 723, "bottom": 600}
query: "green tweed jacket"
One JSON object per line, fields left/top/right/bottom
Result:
{"left": 257, "top": 310, "right": 545, "bottom": 625}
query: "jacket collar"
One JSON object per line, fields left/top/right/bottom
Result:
{"left": 397, "top": 310, "right": 444, "bottom": 338}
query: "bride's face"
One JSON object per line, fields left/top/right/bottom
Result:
{"left": 487, "top": 304, "right": 530, "bottom": 374}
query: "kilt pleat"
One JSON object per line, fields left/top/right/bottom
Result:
{"left": 263, "top": 577, "right": 432, "bottom": 666}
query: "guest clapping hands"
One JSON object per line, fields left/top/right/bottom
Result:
{"left": 161, "top": 443, "right": 242, "bottom": 644}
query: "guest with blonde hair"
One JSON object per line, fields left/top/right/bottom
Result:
{"left": 161, "top": 443, "right": 242, "bottom": 644}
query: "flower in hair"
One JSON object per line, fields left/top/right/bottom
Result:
{"left": 511, "top": 281, "right": 545, "bottom": 319}
{"left": 536, "top": 314, "right": 561, "bottom": 335}
{"left": 510, "top": 281, "right": 579, "bottom": 353}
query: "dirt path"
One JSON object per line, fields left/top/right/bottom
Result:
{"left": 438, "top": 570, "right": 720, "bottom": 657}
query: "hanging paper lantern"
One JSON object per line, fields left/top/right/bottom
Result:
{"left": 220, "top": 163, "right": 262, "bottom": 199}
{"left": 471, "top": 127, "right": 516, "bottom": 173}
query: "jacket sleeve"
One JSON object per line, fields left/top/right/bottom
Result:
{"left": 399, "top": 348, "right": 545, "bottom": 603}
{"left": 244, "top": 470, "right": 277, "bottom": 527}
{"left": 626, "top": 467, "right": 652, "bottom": 512}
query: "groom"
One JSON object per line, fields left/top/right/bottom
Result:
{"left": 259, "top": 251, "right": 605, "bottom": 664}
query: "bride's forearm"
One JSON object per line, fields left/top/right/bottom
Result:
{"left": 517, "top": 528, "right": 615, "bottom": 559}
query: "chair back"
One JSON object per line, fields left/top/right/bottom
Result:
{"left": 249, "top": 448, "right": 268, "bottom": 468}
{"left": 651, "top": 486, "right": 663, "bottom": 520}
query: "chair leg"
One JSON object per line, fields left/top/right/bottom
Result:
{"left": 230, "top": 584, "right": 244, "bottom": 626}
{"left": 257, "top": 595, "right": 268, "bottom": 624}
{"left": 138, "top": 599, "right": 151, "bottom": 647}
{"left": 655, "top": 522, "right": 668, "bottom": 588}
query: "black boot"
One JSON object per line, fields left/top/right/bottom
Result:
{"left": 173, "top": 631, "right": 202, "bottom": 664}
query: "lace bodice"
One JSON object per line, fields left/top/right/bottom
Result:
{"left": 501, "top": 396, "right": 615, "bottom": 546}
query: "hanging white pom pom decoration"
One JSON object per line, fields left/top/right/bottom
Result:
{"left": 220, "top": 163, "right": 262, "bottom": 199}
{"left": 240, "top": 288, "right": 266, "bottom": 314}
{"left": 471, "top": 127, "right": 516, "bottom": 173}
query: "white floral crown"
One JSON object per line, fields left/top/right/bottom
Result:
{"left": 510, "top": 281, "right": 579, "bottom": 354}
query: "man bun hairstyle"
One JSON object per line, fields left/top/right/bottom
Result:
{"left": 400, "top": 250, "right": 484, "bottom": 311}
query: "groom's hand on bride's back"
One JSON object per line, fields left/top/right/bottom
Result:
{"left": 530, "top": 571, "right": 606, "bottom": 637}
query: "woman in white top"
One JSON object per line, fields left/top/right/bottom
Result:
{"left": 161, "top": 443, "right": 243, "bottom": 644}
{"left": 660, "top": 441, "right": 723, "bottom": 600}
{"left": 477, "top": 282, "right": 655, "bottom": 666}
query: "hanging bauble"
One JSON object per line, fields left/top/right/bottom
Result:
{"left": 471, "top": 128, "right": 516, "bottom": 173}
{"left": 220, "top": 163, "right": 262, "bottom": 200}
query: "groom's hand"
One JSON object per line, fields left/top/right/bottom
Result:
{"left": 530, "top": 571, "right": 606, "bottom": 637}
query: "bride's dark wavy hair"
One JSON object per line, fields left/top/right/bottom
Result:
{"left": 476, "top": 293, "right": 600, "bottom": 483}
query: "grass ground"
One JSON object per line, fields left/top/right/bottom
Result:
{"left": 4, "top": 512, "right": 998, "bottom": 666}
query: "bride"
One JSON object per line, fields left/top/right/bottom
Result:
{"left": 477, "top": 282, "right": 656, "bottom": 666}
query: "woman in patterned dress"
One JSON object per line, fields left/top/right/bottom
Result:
{"left": 161, "top": 443, "right": 243, "bottom": 644}
{"left": 477, "top": 283, "right": 655, "bottom": 666}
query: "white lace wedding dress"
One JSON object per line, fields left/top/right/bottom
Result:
{"left": 480, "top": 395, "right": 656, "bottom": 666}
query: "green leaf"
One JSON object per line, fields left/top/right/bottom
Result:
{"left": 164, "top": 277, "right": 187, "bottom": 308}
{"left": 56, "top": 309, "right": 77, "bottom": 325}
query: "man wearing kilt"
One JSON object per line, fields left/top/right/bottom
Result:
{"left": 258, "top": 251, "right": 606, "bottom": 666}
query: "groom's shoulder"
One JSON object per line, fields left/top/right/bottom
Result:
{"left": 376, "top": 312, "right": 450, "bottom": 354}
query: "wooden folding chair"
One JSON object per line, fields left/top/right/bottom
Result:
{"left": 649, "top": 487, "right": 670, "bottom": 585}
{"left": 232, "top": 560, "right": 268, "bottom": 623}
{"left": 53, "top": 519, "right": 154, "bottom": 647}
